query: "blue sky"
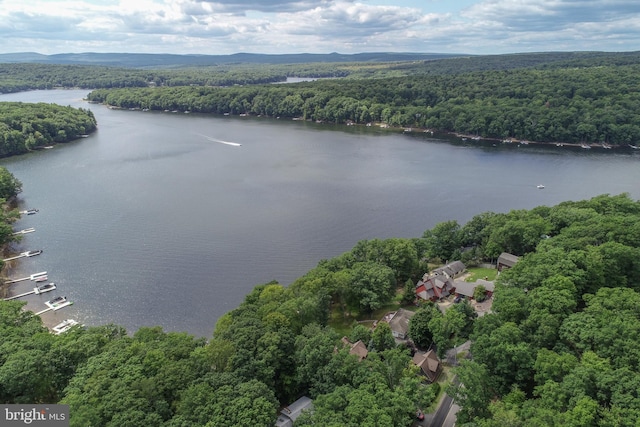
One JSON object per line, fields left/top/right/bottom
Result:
{"left": 1, "top": 0, "right": 639, "bottom": 55}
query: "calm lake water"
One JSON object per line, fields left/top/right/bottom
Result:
{"left": 2, "top": 89, "right": 639, "bottom": 337}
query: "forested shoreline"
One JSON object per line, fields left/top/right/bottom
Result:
{"left": 0, "top": 102, "right": 97, "bottom": 157}
{"left": 86, "top": 63, "right": 640, "bottom": 146}
{"left": 3, "top": 51, "right": 640, "bottom": 147}
{"left": 1, "top": 193, "right": 639, "bottom": 426}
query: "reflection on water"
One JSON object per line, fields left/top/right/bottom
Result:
{"left": 1, "top": 90, "right": 639, "bottom": 337}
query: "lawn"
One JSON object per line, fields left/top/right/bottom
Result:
{"left": 465, "top": 267, "right": 497, "bottom": 282}
{"left": 327, "top": 290, "right": 418, "bottom": 336}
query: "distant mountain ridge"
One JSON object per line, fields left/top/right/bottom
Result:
{"left": 0, "top": 52, "right": 465, "bottom": 68}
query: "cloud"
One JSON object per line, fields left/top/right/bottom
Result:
{"left": 195, "top": 0, "right": 334, "bottom": 13}
{"left": 0, "top": 0, "right": 639, "bottom": 54}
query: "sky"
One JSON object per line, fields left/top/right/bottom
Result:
{"left": 1, "top": 0, "right": 640, "bottom": 55}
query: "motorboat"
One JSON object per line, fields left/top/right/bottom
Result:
{"left": 34, "top": 283, "right": 56, "bottom": 294}
{"left": 537, "top": 185, "right": 545, "bottom": 189}
{"left": 25, "top": 250, "right": 43, "bottom": 257}
{"left": 52, "top": 319, "right": 80, "bottom": 335}
{"left": 45, "top": 296, "right": 72, "bottom": 310}
{"left": 34, "top": 275, "right": 48, "bottom": 283}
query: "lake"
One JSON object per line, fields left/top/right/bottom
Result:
{"left": 1, "top": 89, "right": 639, "bottom": 337}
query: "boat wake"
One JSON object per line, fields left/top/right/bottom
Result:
{"left": 194, "top": 132, "right": 242, "bottom": 147}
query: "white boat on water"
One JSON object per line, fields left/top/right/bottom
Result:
{"left": 537, "top": 184, "right": 545, "bottom": 189}
{"left": 19, "top": 209, "right": 39, "bottom": 215}
{"left": 629, "top": 144, "right": 640, "bottom": 150}
{"left": 30, "top": 271, "right": 47, "bottom": 280}
{"left": 25, "top": 249, "right": 43, "bottom": 257}
{"left": 580, "top": 143, "right": 591, "bottom": 149}
{"left": 45, "top": 296, "right": 73, "bottom": 310}
{"left": 34, "top": 283, "right": 56, "bottom": 294}
{"left": 34, "top": 275, "right": 48, "bottom": 283}
{"left": 52, "top": 319, "right": 80, "bottom": 335}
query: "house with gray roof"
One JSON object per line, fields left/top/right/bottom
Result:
{"left": 275, "top": 396, "right": 313, "bottom": 427}
{"left": 497, "top": 252, "right": 519, "bottom": 271}
{"left": 431, "top": 260, "right": 466, "bottom": 279}
{"left": 453, "top": 279, "right": 495, "bottom": 298}
{"left": 387, "top": 308, "right": 415, "bottom": 340}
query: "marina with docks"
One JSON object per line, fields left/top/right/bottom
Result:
{"left": 2, "top": 209, "right": 78, "bottom": 334}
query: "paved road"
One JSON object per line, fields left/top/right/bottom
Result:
{"left": 429, "top": 389, "right": 454, "bottom": 427}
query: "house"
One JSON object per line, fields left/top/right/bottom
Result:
{"left": 387, "top": 308, "right": 415, "bottom": 340}
{"left": 415, "top": 275, "right": 454, "bottom": 301}
{"left": 497, "top": 252, "right": 519, "bottom": 271}
{"left": 275, "top": 396, "right": 313, "bottom": 427}
{"left": 413, "top": 349, "right": 441, "bottom": 383}
{"left": 453, "top": 279, "right": 495, "bottom": 299}
{"left": 341, "top": 337, "right": 368, "bottom": 361}
{"left": 431, "top": 261, "right": 466, "bottom": 279}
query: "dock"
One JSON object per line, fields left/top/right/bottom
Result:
{"left": 35, "top": 297, "right": 73, "bottom": 315}
{"left": 3, "top": 249, "right": 43, "bottom": 262}
{"left": 52, "top": 319, "right": 80, "bottom": 335}
{"left": 12, "top": 228, "right": 35, "bottom": 235}
{"left": 2, "top": 283, "right": 56, "bottom": 301}
{"left": 5, "top": 271, "right": 47, "bottom": 284}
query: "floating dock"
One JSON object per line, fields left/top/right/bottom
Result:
{"left": 35, "top": 296, "right": 73, "bottom": 315}
{"left": 3, "top": 249, "right": 43, "bottom": 262}
{"left": 12, "top": 228, "right": 35, "bottom": 235}
{"left": 52, "top": 319, "right": 80, "bottom": 335}
{"left": 2, "top": 283, "right": 56, "bottom": 301}
{"left": 5, "top": 271, "right": 48, "bottom": 284}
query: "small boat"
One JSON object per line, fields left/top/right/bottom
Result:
{"left": 34, "top": 275, "right": 48, "bottom": 283}
{"left": 580, "top": 143, "right": 591, "bottom": 149}
{"left": 34, "top": 283, "right": 56, "bottom": 294}
{"left": 19, "top": 209, "right": 39, "bottom": 215}
{"left": 25, "top": 249, "right": 43, "bottom": 257}
{"left": 537, "top": 184, "right": 545, "bottom": 189}
{"left": 629, "top": 144, "right": 640, "bottom": 150}
{"left": 30, "top": 271, "right": 47, "bottom": 280}
{"left": 45, "top": 296, "right": 72, "bottom": 310}
{"left": 52, "top": 319, "right": 80, "bottom": 335}
{"left": 601, "top": 143, "right": 612, "bottom": 149}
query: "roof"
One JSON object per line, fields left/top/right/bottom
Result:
{"left": 447, "top": 261, "right": 466, "bottom": 275}
{"left": 416, "top": 281, "right": 436, "bottom": 300}
{"left": 453, "top": 280, "right": 476, "bottom": 297}
{"left": 412, "top": 349, "right": 440, "bottom": 381}
{"left": 275, "top": 396, "right": 313, "bottom": 427}
{"left": 454, "top": 279, "right": 495, "bottom": 297}
{"left": 388, "top": 308, "right": 415, "bottom": 336}
{"left": 497, "top": 252, "right": 519, "bottom": 267}
{"left": 475, "top": 279, "right": 495, "bottom": 292}
{"left": 431, "top": 261, "right": 466, "bottom": 278}
{"left": 349, "top": 340, "right": 369, "bottom": 361}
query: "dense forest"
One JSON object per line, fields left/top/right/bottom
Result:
{"left": 0, "top": 102, "right": 97, "bottom": 157}
{"left": 86, "top": 62, "right": 640, "bottom": 146}
{"left": 1, "top": 193, "right": 639, "bottom": 426}
{"left": 4, "top": 51, "right": 640, "bottom": 146}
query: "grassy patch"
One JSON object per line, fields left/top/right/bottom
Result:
{"left": 465, "top": 267, "right": 497, "bottom": 282}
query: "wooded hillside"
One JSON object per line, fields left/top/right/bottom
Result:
{"left": 1, "top": 194, "right": 639, "bottom": 426}
{"left": 0, "top": 102, "right": 96, "bottom": 157}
